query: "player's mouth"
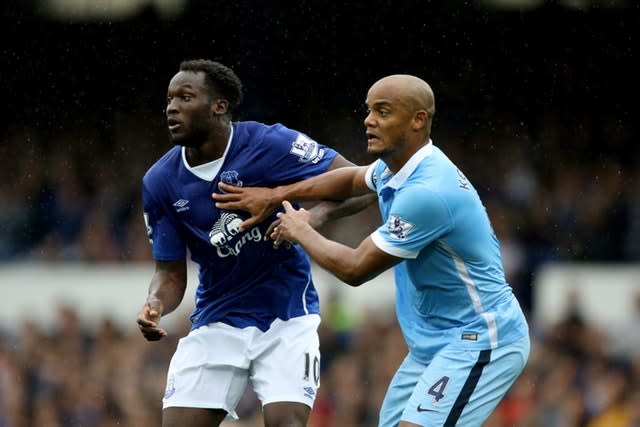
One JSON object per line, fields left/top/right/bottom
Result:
{"left": 168, "top": 118, "right": 183, "bottom": 131}
{"left": 367, "top": 132, "right": 381, "bottom": 142}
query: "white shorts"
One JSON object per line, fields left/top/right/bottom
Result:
{"left": 162, "top": 314, "right": 321, "bottom": 419}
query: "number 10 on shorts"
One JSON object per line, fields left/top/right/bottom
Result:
{"left": 304, "top": 352, "right": 320, "bottom": 385}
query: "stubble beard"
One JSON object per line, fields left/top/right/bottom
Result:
{"left": 367, "top": 143, "right": 393, "bottom": 161}
{"left": 169, "top": 123, "right": 210, "bottom": 148}
{"left": 368, "top": 134, "right": 409, "bottom": 162}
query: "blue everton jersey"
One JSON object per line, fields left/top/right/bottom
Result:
{"left": 365, "top": 142, "right": 528, "bottom": 364}
{"left": 142, "top": 121, "right": 337, "bottom": 332}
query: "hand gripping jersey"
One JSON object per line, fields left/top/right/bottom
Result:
{"left": 142, "top": 121, "right": 337, "bottom": 332}
{"left": 365, "top": 141, "right": 529, "bottom": 364}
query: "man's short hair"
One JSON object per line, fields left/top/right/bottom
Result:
{"left": 179, "top": 59, "right": 243, "bottom": 112}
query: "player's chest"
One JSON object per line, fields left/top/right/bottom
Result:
{"left": 168, "top": 163, "right": 260, "bottom": 228}
{"left": 165, "top": 180, "right": 219, "bottom": 227}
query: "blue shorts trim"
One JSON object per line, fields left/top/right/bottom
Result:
{"left": 444, "top": 349, "right": 491, "bottom": 426}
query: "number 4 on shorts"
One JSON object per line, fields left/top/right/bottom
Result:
{"left": 428, "top": 376, "right": 450, "bottom": 404}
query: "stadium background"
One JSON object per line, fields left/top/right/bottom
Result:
{"left": 1, "top": 0, "right": 638, "bottom": 425}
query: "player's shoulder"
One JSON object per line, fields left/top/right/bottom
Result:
{"left": 234, "top": 120, "right": 292, "bottom": 134}
{"left": 427, "top": 144, "right": 463, "bottom": 174}
{"left": 237, "top": 121, "right": 316, "bottom": 156}
{"left": 397, "top": 168, "right": 450, "bottom": 212}
{"left": 233, "top": 120, "right": 296, "bottom": 145}
{"left": 143, "top": 146, "right": 181, "bottom": 184}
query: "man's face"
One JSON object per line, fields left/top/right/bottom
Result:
{"left": 363, "top": 82, "right": 415, "bottom": 159}
{"left": 165, "top": 71, "right": 213, "bottom": 147}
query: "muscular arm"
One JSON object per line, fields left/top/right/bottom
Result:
{"left": 304, "top": 154, "right": 377, "bottom": 227}
{"left": 136, "top": 259, "right": 187, "bottom": 341}
{"left": 275, "top": 201, "right": 402, "bottom": 286}
{"left": 306, "top": 193, "right": 378, "bottom": 229}
{"left": 276, "top": 161, "right": 370, "bottom": 202}
{"left": 213, "top": 154, "right": 372, "bottom": 230}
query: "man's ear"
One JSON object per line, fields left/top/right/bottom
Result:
{"left": 211, "top": 99, "right": 229, "bottom": 116}
{"left": 412, "top": 110, "right": 429, "bottom": 131}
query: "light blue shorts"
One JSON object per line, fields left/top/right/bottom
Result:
{"left": 378, "top": 335, "right": 530, "bottom": 427}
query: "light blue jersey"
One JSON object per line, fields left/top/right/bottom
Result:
{"left": 365, "top": 141, "right": 529, "bottom": 364}
{"left": 366, "top": 141, "right": 529, "bottom": 426}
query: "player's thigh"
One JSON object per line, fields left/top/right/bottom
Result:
{"left": 378, "top": 354, "right": 424, "bottom": 427}
{"left": 251, "top": 315, "right": 321, "bottom": 409}
{"left": 402, "top": 337, "right": 529, "bottom": 426}
{"left": 263, "top": 401, "right": 311, "bottom": 427}
{"left": 163, "top": 407, "right": 227, "bottom": 427}
{"left": 162, "top": 323, "right": 252, "bottom": 419}
{"left": 454, "top": 335, "right": 530, "bottom": 426}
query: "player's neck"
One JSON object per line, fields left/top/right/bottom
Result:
{"left": 383, "top": 137, "right": 429, "bottom": 173}
{"left": 186, "top": 123, "right": 231, "bottom": 166}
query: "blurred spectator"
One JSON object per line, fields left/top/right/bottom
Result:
{"left": 609, "top": 291, "right": 640, "bottom": 359}
{"left": 1, "top": 302, "right": 639, "bottom": 426}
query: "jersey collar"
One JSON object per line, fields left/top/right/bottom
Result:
{"left": 182, "top": 124, "right": 234, "bottom": 181}
{"left": 383, "top": 140, "right": 433, "bottom": 190}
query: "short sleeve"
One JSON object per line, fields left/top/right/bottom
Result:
{"left": 142, "top": 180, "right": 186, "bottom": 260}
{"left": 364, "top": 161, "right": 382, "bottom": 191}
{"left": 371, "top": 185, "right": 453, "bottom": 259}
{"left": 259, "top": 124, "right": 338, "bottom": 184}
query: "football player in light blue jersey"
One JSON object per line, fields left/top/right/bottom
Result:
{"left": 214, "top": 74, "right": 530, "bottom": 427}
{"left": 136, "top": 59, "right": 374, "bottom": 427}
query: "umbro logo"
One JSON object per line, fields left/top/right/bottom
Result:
{"left": 164, "top": 375, "right": 176, "bottom": 399}
{"left": 173, "top": 199, "right": 190, "bottom": 212}
{"left": 303, "top": 386, "right": 315, "bottom": 399}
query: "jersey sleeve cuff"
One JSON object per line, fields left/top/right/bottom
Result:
{"left": 364, "top": 163, "right": 377, "bottom": 191}
{"left": 371, "top": 231, "right": 419, "bottom": 259}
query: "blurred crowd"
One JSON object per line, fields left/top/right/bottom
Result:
{"left": 1, "top": 61, "right": 638, "bottom": 426}
{"left": 0, "top": 295, "right": 639, "bottom": 427}
{"left": 1, "top": 105, "right": 638, "bottom": 312}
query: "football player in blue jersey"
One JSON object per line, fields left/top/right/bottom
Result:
{"left": 214, "top": 74, "right": 530, "bottom": 427}
{"left": 135, "top": 59, "right": 374, "bottom": 427}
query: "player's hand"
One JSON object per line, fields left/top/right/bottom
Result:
{"left": 265, "top": 218, "right": 293, "bottom": 249}
{"left": 272, "top": 201, "right": 312, "bottom": 244}
{"left": 212, "top": 183, "right": 277, "bottom": 231}
{"left": 137, "top": 303, "right": 168, "bottom": 341}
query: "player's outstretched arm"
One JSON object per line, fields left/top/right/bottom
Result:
{"left": 213, "top": 184, "right": 281, "bottom": 231}
{"left": 213, "top": 165, "right": 370, "bottom": 230}
{"left": 306, "top": 193, "right": 378, "bottom": 229}
{"left": 273, "top": 201, "right": 401, "bottom": 286}
{"left": 304, "top": 155, "right": 376, "bottom": 229}
{"left": 137, "top": 259, "right": 187, "bottom": 341}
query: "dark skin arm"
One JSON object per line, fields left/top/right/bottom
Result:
{"left": 136, "top": 259, "right": 187, "bottom": 341}
{"left": 262, "top": 192, "right": 376, "bottom": 248}
{"left": 302, "top": 154, "right": 375, "bottom": 230}
{"left": 273, "top": 201, "right": 401, "bottom": 286}
{"left": 213, "top": 159, "right": 371, "bottom": 231}
{"left": 305, "top": 193, "right": 378, "bottom": 230}
{"left": 216, "top": 156, "right": 398, "bottom": 285}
